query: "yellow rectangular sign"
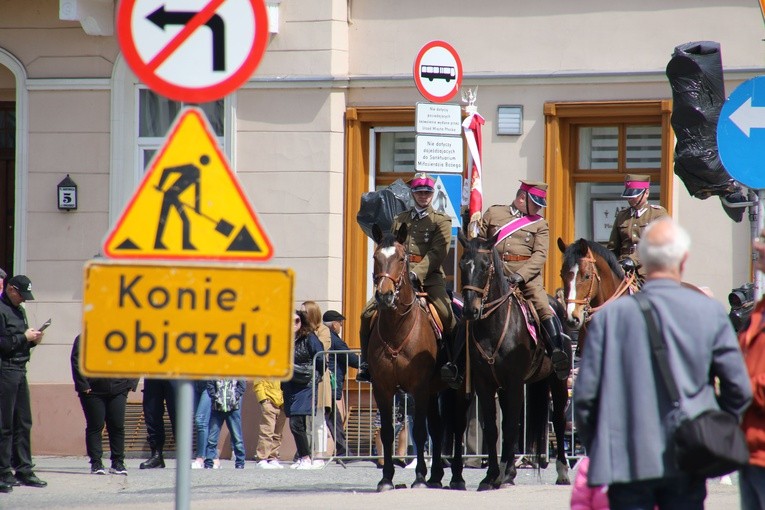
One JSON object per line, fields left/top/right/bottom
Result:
{"left": 81, "top": 261, "right": 294, "bottom": 379}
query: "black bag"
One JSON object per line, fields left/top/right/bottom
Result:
{"left": 290, "top": 364, "right": 313, "bottom": 385}
{"left": 635, "top": 294, "right": 749, "bottom": 479}
{"left": 673, "top": 409, "right": 750, "bottom": 478}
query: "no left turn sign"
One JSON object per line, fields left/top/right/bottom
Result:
{"left": 413, "top": 41, "right": 463, "bottom": 103}
{"left": 117, "top": 0, "right": 269, "bottom": 103}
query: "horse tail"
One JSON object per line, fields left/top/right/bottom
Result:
{"left": 525, "top": 379, "right": 551, "bottom": 466}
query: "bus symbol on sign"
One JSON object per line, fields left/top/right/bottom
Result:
{"left": 413, "top": 41, "right": 462, "bottom": 103}
{"left": 420, "top": 65, "right": 456, "bottom": 83}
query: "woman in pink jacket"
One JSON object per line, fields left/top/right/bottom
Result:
{"left": 571, "top": 456, "right": 610, "bottom": 510}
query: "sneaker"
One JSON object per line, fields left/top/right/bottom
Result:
{"left": 213, "top": 459, "right": 221, "bottom": 470}
{"left": 235, "top": 464, "right": 245, "bottom": 470}
{"left": 295, "top": 457, "right": 317, "bottom": 470}
{"left": 109, "top": 462, "right": 128, "bottom": 475}
{"left": 267, "top": 459, "right": 284, "bottom": 469}
{"left": 191, "top": 459, "right": 204, "bottom": 469}
{"left": 256, "top": 460, "right": 270, "bottom": 469}
{"left": 91, "top": 463, "right": 106, "bottom": 475}
{"left": 311, "top": 459, "right": 325, "bottom": 468}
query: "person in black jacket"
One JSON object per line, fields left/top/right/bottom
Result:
{"left": 0, "top": 274, "right": 46, "bottom": 490}
{"left": 71, "top": 335, "right": 138, "bottom": 475}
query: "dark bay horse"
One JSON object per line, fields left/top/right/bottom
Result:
{"left": 458, "top": 233, "right": 570, "bottom": 490}
{"left": 557, "top": 238, "right": 635, "bottom": 353}
{"left": 368, "top": 223, "right": 449, "bottom": 491}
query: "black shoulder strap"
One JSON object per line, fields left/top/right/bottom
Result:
{"left": 634, "top": 293, "right": 681, "bottom": 405}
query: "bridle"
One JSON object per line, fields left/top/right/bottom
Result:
{"left": 372, "top": 251, "right": 415, "bottom": 312}
{"left": 564, "top": 248, "right": 635, "bottom": 323}
{"left": 461, "top": 249, "right": 513, "bottom": 319}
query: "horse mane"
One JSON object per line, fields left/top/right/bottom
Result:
{"left": 563, "top": 238, "right": 624, "bottom": 279}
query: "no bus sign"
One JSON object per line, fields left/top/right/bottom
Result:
{"left": 117, "top": 0, "right": 269, "bottom": 103}
{"left": 413, "top": 41, "right": 463, "bottom": 103}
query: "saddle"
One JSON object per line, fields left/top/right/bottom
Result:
{"left": 369, "top": 296, "right": 443, "bottom": 341}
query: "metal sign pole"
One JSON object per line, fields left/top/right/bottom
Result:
{"left": 175, "top": 380, "right": 193, "bottom": 510}
{"left": 757, "top": 190, "right": 765, "bottom": 300}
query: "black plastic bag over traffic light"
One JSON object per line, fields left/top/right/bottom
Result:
{"left": 666, "top": 41, "right": 747, "bottom": 222}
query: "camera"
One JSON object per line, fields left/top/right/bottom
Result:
{"left": 728, "top": 282, "right": 755, "bottom": 332}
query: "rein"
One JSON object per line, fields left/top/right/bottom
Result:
{"left": 462, "top": 248, "right": 516, "bottom": 388}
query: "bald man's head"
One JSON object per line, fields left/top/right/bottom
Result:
{"left": 637, "top": 218, "right": 690, "bottom": 275}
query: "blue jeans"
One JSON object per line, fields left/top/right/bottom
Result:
{"left": 740, "top": 464, "right": 765, "bottom": 510}
{"left": 193, "top": 382, "right": 212, "bottom": 459}
{"left": 205, "top": 408, "right": 245, "bottom": 468}
{"left": 608, "top": 476, "right": 706, "bottom": 510}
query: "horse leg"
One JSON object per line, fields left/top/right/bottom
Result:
{"left": 549, "top": 375, "right": 571, "bottom": 485}
{"left": 496, "top": 384, "right": 523, "bottom": 488}
{"left": 425, "top": 393, "right": 444, "bottom": 488}
{"left": 376, "top": 396, "right": 396, "bottom": 492}
{"left": 476, "top": 385, "right": 500, "bottom": 491}
{"left": 410, "top": 390, "right": 430, "bottom": 489}
{"left": 442, "top": 389, "right": 468, "bottom": 490}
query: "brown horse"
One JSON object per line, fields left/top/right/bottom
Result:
{"left": 368, "top": 223, "right": 447, "bottom": 491}
{"left": 459, "top": 232, "right": 571, "bottom": 490}
{"left": 557, "top": 238, "right": 635, "bottom": 352}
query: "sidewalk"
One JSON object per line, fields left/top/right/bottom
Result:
{"left": 4, "top": 456, "right": 741, "bottom": 510}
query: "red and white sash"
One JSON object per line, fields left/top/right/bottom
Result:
{"left": 494, "top": 214, "right": 543, "bottom": 245}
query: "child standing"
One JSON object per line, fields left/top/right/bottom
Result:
{"left": 204, "top": 379, "right": 246, "bottom": 469}
{"left": 253, "top": 379, "right": 286, "bottom": 469}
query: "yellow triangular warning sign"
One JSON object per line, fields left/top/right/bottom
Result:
{"left": 103, "top": 107, "right": 273, "bottom": 261}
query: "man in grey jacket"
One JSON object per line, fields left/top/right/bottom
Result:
{"left": 574, "top": 218, "right": 752, "bottom": 509}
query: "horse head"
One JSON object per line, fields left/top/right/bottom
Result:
{"left": 558, "top": 237, "right": 624, "bottom": 329}
{"left": 458, "top": 230, "right": 503, "bottom": 320}
{"left": 372, "top": 223, "right": 410, "bottom": 310}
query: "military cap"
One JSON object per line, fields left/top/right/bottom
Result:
{"left": 519, "top": 180, "right": 548, "bottom": 207}
{"left": 410, "top": 172, "right": 436, "bottom": 193}
{"left": 622, "top": 174, "right": 650, "bottom": 198}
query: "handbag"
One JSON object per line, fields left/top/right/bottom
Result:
{"left": 635, "top": 293, "right": 749, "bottom": 479}
{"left": 290, "top": 364, "right": 314, "bottom": 386}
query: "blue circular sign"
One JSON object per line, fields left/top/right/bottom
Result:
{"left": 718, "top": 76, "right": 765, "bottom": 190}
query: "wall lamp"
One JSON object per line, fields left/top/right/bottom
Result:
{"left": 497, "top": 105, "right": 523, "bottom": 136}
{"left": 57, "top": 174, "right": 77, "bottom": 211}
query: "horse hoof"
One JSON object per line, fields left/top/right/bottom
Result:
{"left": 411, "top": 481, "right": 428, "bottom": 489}
{"left": 477, "top": 482, "right": 495, "bottom": 492}
{"left": 556, "top": 478, "right": 571, "bottom": 486}
{"left": 377, "top": 480, "right": 395, "bottom": 492}
{"left": 426, "top": 481, "right": 443, "bottom": 489}
{"left": 449, "top": 480, "right": 467, "bottom": 491}
{"left": 498, "top": 481, "right": 515, "bottom": 489}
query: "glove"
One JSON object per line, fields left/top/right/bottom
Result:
{"left": 509, "top": 273, "right": 524, "bottom": 286}
{"left": 619, "top": 258, "right": 636, "bottom": 273}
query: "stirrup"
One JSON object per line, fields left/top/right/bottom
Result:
{"left": 356, "top": 365, "right": 371, "bottom": 383}
{"left": 551, "top": 350, "right": 570, "bottom": 380}
{"left": 440, "top": 363, "right": 463, "bottom": 389}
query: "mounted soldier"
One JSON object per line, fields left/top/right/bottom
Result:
{"left": 356, "top": 172, "right": 456, "bottom": 382}
{"left": 607, "top": 174, "right": 668, "bottom": 285}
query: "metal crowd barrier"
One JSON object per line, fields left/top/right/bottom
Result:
{"left": 308, "top": 349, "right": 584, "bottom": 467}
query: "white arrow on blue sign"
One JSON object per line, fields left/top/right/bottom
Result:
{"left": 718, "top": 76, "right": 765, "bottom": 189}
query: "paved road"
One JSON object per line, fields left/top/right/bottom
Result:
{"left": 1, "top": 456, "right": 741, "bottom": 510}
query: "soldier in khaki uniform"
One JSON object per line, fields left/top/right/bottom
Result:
{"left": 356, "top": 172, "right": 455, "bottom": 382}
{"left": 480, "top": 181, "right": 569, "bottom": 380}
{"left": 607, "top": 174, "right": 669, "bottom": 283}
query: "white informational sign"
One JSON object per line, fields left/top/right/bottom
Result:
{"left": 415, "top": 135, "right": 464, "bottom": 173}
{"left": 416, "top": 103, "right": 462, "bottom": 135}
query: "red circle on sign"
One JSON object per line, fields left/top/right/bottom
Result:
{"left": 413, "top": 41, "right": 463, "bottom": 103}
{"left": 117, "top": 0, "right": 269, "bottom": 103}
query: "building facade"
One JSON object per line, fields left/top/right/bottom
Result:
{"left": 0, "top": 0, "right": 760, "bottom": 454}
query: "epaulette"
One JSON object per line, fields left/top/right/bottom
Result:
{"left": 650, "top": 204, "right": 662, "bottom": 209}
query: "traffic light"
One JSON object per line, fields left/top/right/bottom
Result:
{"left": 666, "top": 41, "right": 747, "bottom": 222}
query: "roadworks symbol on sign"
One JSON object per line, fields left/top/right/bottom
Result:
{"left": 103, "top": 107, "right": 273, "bottom": 261}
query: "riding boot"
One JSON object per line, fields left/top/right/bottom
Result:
{"left": 541, "top": 317, "right": 571, "bottom": 381}
{"left": 140, "top": 449, "right": 165, "bottom": 469}
{"left": 356, "top": 315, "right": 372, "bottom": 383}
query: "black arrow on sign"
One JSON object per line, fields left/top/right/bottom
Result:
{"left": 147, "top": 6, "right": 226, "bottom": 72}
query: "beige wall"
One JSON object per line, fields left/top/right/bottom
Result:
{"left": 0, "top": 0, "right": 763, "bottom": 454}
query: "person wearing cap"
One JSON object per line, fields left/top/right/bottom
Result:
{"left": 607, "top": 174, "right": 668, "bottom": 283}
{"left": 357, "top": 172, "right": 456, "bottom": 382}
{"left": 0, "top": 275, "right": 47, "bottom": 489}
{"left": 477, "top": 181, "right": 570, "bottom": 380}
{"left": 322, "top": 310, "right": 359, "bottom": 458}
